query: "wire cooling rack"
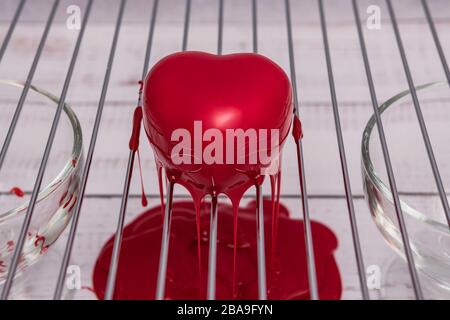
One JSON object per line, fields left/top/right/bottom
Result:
{"left": 0, "top": 0, "right": 449, "bottom": 300}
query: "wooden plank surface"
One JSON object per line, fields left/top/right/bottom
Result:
{"left": 0, "top": 0, "right": 450, "bottom": 299}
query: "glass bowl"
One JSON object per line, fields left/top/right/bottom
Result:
{"left": 362, "top": 81, "right": 450, "bottom": 292}
{"left": 0, "top": 80, "right": 83, "bottom": 283}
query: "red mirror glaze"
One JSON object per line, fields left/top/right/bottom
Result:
{"left": 142, "top": 51, "right": 293, "bottom": 201}
{"left": 93, "top": 200, "right": 342, "bottom": 300}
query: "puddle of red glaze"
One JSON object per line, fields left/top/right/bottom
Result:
{"left": 93, "top": 199, "right": 342, "bottom": 300}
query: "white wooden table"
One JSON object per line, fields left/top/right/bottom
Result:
{"left": 0, "top": 0, "right": 450, "bottom": 299}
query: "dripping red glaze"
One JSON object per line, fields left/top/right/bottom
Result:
{"left": 111, "top": 51, "right": 329, "bottom": 300}
{"left": 142, "top": 51, "right": 293, "bottom": 202}
{"left": 129, "top": 106, "right": 143, "bottom": 152}
{"left": 292, "top": 115, "right": 303, "bottom": 141}
{"left": 9, "top": 186, "right": 25, "bottom": 198}
{"left": 136, "top": 149, "right": 148, "bottom": 207}
{"left": 92, "top": 200, "right": 341, "bottom": 300}
{"left": 129, "top": 104, "right": 148, "bottom": 207}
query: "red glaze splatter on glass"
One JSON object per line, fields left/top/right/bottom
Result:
{"left": 9, "top": 186, "right": 25, "bottom": 198}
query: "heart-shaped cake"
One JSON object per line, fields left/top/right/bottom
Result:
{"left": 143, "top": 51, "right": 293, "bottom": 202}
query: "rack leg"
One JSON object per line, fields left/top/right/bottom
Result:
{"left": 207, "top": 195, "right": 218, "bottom": 300}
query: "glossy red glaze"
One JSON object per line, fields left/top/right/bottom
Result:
{"left": 142, "top": 52, "right": 293, "bottom": 201}
{"left": 93, "top": 200, "right": 341, "bottom": 300}
{"left": 9, "top": 186, "right": 25, "bottom": 198}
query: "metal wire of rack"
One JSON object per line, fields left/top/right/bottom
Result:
{"left": 0, "top": 0, "right": 449, "bottom": 300}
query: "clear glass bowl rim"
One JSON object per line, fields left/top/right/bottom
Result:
{"left": 0, "top": 79, "right": 83, "bottom": 221}
{"left": 361, "top": 80, "right": 449, "bottom": 235}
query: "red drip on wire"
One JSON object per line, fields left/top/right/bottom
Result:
{"left": 9, "top": 186, "right": 25, "bottom": 198}
{"left": 129, "top": 80, "right": 148, "bottom": 207}
{"left": 137, "top": 149, "right": 148, "bottom": 207}
{"left": 129, "top": 106, "right": 143, "bottom": 152}
{"left": 292, "top": 115, "right": 303, "bottom": 141}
